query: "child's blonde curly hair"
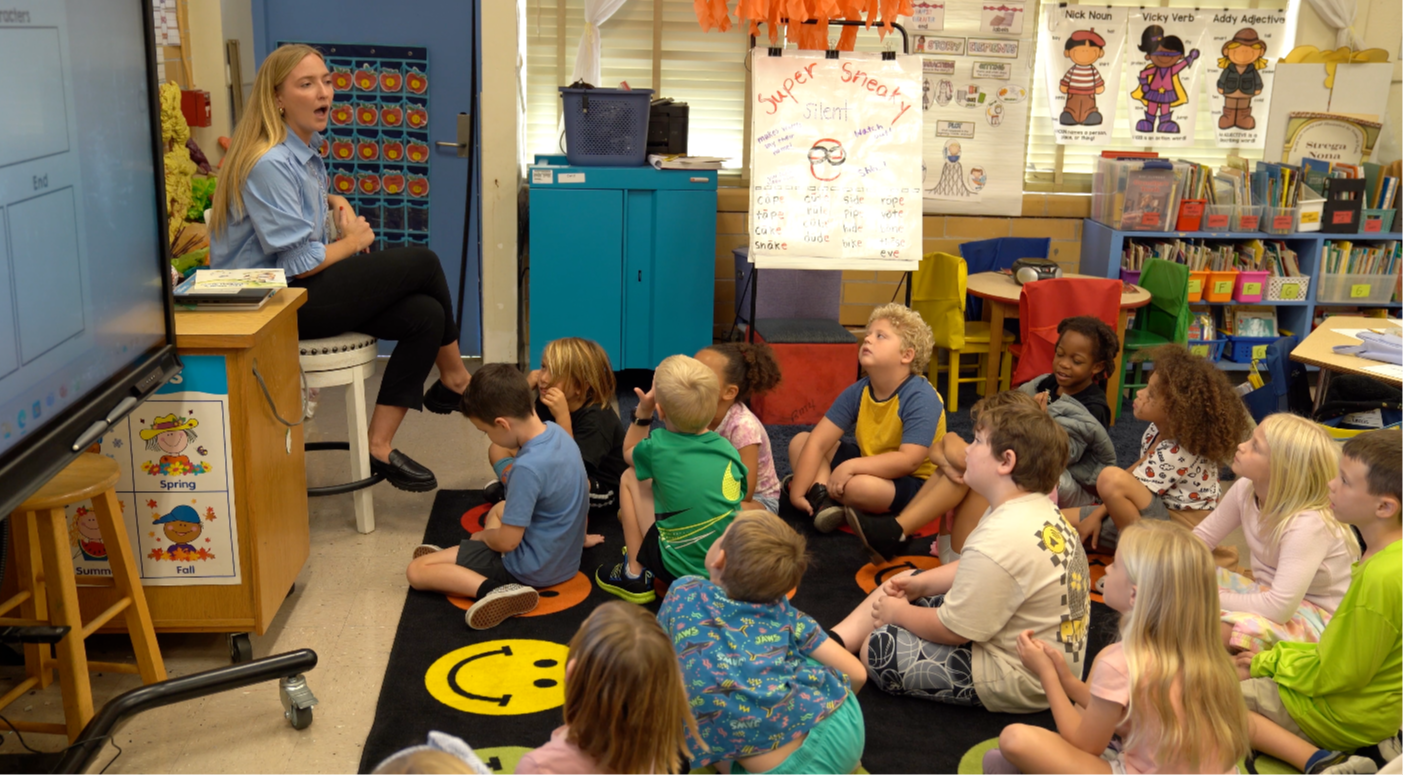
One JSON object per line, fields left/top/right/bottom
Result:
{"left": 868, "top": 303, "right": 935, "bottom": 375}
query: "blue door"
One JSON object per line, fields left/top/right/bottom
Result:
{"left": 251, "top": 0, "right": 482, "bottom": 355}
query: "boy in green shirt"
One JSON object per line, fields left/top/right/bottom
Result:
{"left": 596, "top": 354, "right": 747, "bottom": 604}
{"left": 1237, "top": 428, "right": 1401, "bottom": 774}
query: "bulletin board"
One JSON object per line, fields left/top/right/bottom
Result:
{"left": 915, "top": 0, "right": 1038, "bottom": 216}
{"left": 749, "top": 50, "right": 924, "bottom": 271}
{"left": 282, "top": 41, "right": 433, "bottom": 253}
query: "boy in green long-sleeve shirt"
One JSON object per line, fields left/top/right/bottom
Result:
{"left": 1235, "top": 428, "right": 1401, "bottom": 774}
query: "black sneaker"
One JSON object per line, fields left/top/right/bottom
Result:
{"left": 845, "top": 507, "right": 907, "bottom": 564}
{"left": 809, "top": 484, "right": 846, "bottom": 533}
{"left": 423, "top": 379, "right": 464, "bottom": 414}
{"left": 483, "top": 479, "right": 505, "bottom": 504}
{"left": 595, "top": 557, "right": 656, "bottom": 604}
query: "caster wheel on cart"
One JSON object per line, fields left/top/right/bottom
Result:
{"left": 229, "top": 632, "right": 253, "bottom": 664}
{"left": 287, "top": 704, "right": 313, "bottom": 730}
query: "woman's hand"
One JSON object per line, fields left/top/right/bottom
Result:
{"left": 339, "top": 212, "right": 375, "bottom": 253}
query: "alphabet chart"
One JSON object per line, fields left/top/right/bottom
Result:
{"left": 749, "top": 51, "right": 923, "bottom": 271}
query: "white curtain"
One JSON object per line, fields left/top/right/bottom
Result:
{"left": 1304, "top": 0, "right": 1363, "bottom": 49}
{"left": 570, "top": 0, "right": 629, "bottom": 86}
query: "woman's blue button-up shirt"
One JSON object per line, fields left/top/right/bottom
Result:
{"left": 209, "top": 131, "right": 330, "bottom": 276}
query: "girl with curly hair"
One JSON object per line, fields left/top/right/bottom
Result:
{"left": 1075, "top": 344, "right": 1251, "bottom": 548}
{"left": 696, "top": 342, "right": 784, "bottom": 513}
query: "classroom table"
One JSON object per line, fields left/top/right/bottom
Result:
{"left": 1289, "top": 315, "right": 1403, "bottom": 412}
{"left": 966, "top": 272, "right": 1152, "bottom": 424}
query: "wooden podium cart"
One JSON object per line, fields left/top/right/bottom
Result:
{"left": 74, "top": 288, "right": 310, "bottom": 661}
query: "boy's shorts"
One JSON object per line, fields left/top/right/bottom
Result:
{"left": 1240, "top": 677, "right": 1307, "bottom": 739}
{"left": 864, "top": 591, "right": 982, "bottom": 707}
{"left": 734, "top": 690, "right": 865, "bottom": 775}
{"left": 455, "top": 539, "right": 521, "bottom": 586}
{"left": 635, "top": 524, "right": 678, "bottom": 586}
{"left": 831, "top": 441, "right": 925, "bottom": 513}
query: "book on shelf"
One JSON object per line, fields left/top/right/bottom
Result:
{"left": 1118, "top": 168, "right": 1177, "bottom": 230}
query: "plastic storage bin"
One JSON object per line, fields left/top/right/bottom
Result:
{"left": 1092, "top": 158, "right": 1189, "bottom": 230}
{"left": 1233, "top": 205, "right": 1262, "bottom": 232}
{"left": 1261, "top": 207, "right": 1299, "bottom": 235}
{"left": 1187, "top": 338, "right": 1226, "bottom": 362}
{"left": 1187, "top": 270, "right": 1209, "bottom": 302}
{"left": 1224, "top": 334, "right": 1280, "bottom": 363}
{"left": 1361, "top": 208, "right": 1398, "bottom": 234}
{"left": 1316, "top": 273, "right": 1400, "bottom": 304}
{"left": 1176, "top": 199, "right": 1206, "bottom": 231}
{"left": 1202, "top": 204, "right": 1233, "bottom": 232}
{"left": 1120, "top": 268, "right": 1142, "bottom": 286}
{"left": 1206, "top": 270, "right": 1238, "bottom": 302}
{"left": 1233, "top": 270, "right": 1270, "bottom": 302}
{"left": 559, "top": 87, "right": 653, "bottom": 167}
{"left": 1297, "top": 185, "right": 1326, "bottom": 233}
{"left": 1266, "top": 275, "right": 1311, "bottom": 301}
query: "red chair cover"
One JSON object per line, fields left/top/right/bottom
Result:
{"left": 1011, "top": 277, "right": 1121, "bottom": 387}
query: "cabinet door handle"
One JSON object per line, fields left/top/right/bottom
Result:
{"left": 637, "top": 270, "right": 642, "bottom": 282}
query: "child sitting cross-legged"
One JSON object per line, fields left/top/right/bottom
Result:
{"left": 595, "top": 354, "right": 747, "bottom": 604}
{"left": 406, "top": 363, "right": 589, "bottom": 630}
{"left": 985, "top": 520, "right": 1251, "bottom": 774}
{"left": 695, "top": 342, "right": 784, "bottom": 513}
{"left": 787, "top": 303, "right": 944, "bottom": 533}
{"left": 1073, "top": 344, "right": 1251, "bottom": 548}
{"left": 1235, "top": 428, "right": 1401, "bottom": 775}
{"left": 830, "top": 402, "right": 1090, "bottom": 711}
{"left": 657, "top": 511, "right": 868, "bottom": 774}
{"left": 1195, "top": 413, "right": 1359, "bottom": 654}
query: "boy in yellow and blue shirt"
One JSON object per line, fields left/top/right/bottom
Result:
{"left": 787, "top": 303, "right": 945, "bottom": 534}
{"left": 1237, "top": 428, "right": 1401, "bottom": 774}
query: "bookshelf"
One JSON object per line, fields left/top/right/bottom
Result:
{"left": 1080, "top": 219, "right": 1401, "bottom": 372}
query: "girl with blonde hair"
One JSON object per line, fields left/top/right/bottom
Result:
{"left": 1193, "top": 412, "right": 1359, "bottom": 653}
{"left": 988, "top": 520, "right": 1250, "bottom": 774}
{"left": 517, "top": 601, "right": 699, "bottom": 774}
{"left": 210, "top": 44, "right": 471, "bottom": 493}
{"left": 484, "top": 338, "right": 624, "bottom": 528}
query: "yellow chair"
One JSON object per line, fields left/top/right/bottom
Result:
{"left": 912, "top": 251, "right": 1012, "bottom": 411}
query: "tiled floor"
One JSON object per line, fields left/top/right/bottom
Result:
{"left": 0, "top": 363, "right": 491, "bottom": 774}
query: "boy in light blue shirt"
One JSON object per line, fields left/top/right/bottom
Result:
{"left": 407, "top": 363, "right": 588, "bottom": 630}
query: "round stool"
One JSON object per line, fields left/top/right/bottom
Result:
{"left": 4, "top": 454, "right": 166, "bottom": 741}
{"left": 300, "top": 332, "right": 383, "bottom": 534}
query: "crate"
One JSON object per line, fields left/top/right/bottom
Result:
{"left": 1206, "top": 270, "right": 1238, "bottom": 302}
{"left": 1202, "top": 204, "right": 1233, "bottom": 232}
{"left": 1262, "top": 206, "right": 1299, "bottom": 235}
{"left": 1266, "top": 276, "right": 1311, "bottom": 302}
{"left": 1316, "top": 273, "right": 1400, "bottom": 304}
{"left": 1187, "top": 338, "right": 1226, "bottom": 362}
{"left": 1224, "top": 334, "right": 1280, "bottom": 363}
{"left": 1360, "top": 208, "right": 1398, "bottom": 234}
{"left": 1233, "top": 205, "right": 1262, "bottom": 232}
{"left": 559, "top": 87, "right": 653, "bottom": 167}
{"left": 1233, "top": 270, "right": 1270, "bottom": 303}
{"left": 1187, "top": 270, "right": 1208, "bottom": 302}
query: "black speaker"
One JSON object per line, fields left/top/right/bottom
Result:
{"left": 647, "top": 99, "right": 689, "bottom": 155}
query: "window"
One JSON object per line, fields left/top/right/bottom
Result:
{"left": 1025, "top": 0, "right": 1300, "bottom": 191}
{"left": 521, "top": 0, "right": 750, "bottom": 170}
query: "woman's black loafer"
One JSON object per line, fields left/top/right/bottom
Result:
{"left": 371, "top": 450, "right": 438, "bottom": 492}
{"left": 423, "top": 379, "right": 463, "bottom": 414}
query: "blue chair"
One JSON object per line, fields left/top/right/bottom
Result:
{"left": 958, "top": 237, "right": 1051, "bottom": 321}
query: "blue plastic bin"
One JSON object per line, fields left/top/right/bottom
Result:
{"left": 1186, "top": 339, "right": 1226, "bottom": 362}
{"left": 559, "top": 87, "right": 653, "bottom": 167}
{"left": 1224, "top": 334, "right": 1281, "bottom": 364}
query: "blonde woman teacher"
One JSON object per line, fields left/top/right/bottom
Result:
{"left": 210, "top": 44, "right": 470, "bottom": 492}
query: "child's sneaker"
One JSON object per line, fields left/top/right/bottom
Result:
{"left": 482, "top": 480, "right": 505, "bottom": 505}
{"left": 465, "top": 584, "right": 539, "bottom": 629}
{"left": 1379, "top": 729, "right": 1402, "bottom": 763}
{"left": 811, "top": 485, "right": 845, "bottom": 533}
{"left": 1307, "top": 750, "right": 1379, "bottom": 775}
{"left": 413, "top": 543, "right": 443, "bottom": 559}
{"left": 845, "top": 507, "right": 907, "bottom": 563}
{"left": 595, "top": 555, "right": 656, "bottom": 604}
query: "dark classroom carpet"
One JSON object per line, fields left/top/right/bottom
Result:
{"left": 358, "top": 484, "right": 1123, "bottom": 774}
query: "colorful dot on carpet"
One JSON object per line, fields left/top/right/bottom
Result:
{"left": 461, "top": 503, "right": 492, "bottom": 533}
{"left": 474, "top": 746, "right": 532, "bottom": 774}
{"left": 957, "top": 738, "right": 1000, "bottom": 774}
{"left": 855, "top": 555, "right": 941, "bottom": 594}
{"left": 448, "top": 572, "right": 592, "bottom": 616}
{"left": 425, "top": 639, "right": 568, "bottom": 716}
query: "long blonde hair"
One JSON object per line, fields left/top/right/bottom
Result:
{"left": 563, "top": 602, "right": 699, "bottom": 773}
{"left": 209, "top": 44, "right": 325, "bottom": 235}
{"left": 1115, "top": 521, "right": 1250, "bottom": 773}
{"left": 542, "top": 338, "right": 615, "bottom": 410}
{"left": 1256, "top": 413, "right": 1360, "bottom": 556}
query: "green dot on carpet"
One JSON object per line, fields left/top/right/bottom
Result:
{"left": 958, "top": 738, "right": 1002, "bottom": 774}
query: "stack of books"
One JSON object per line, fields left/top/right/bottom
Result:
{"left": 173, "top": 269, "right": 286, "bottom": 311}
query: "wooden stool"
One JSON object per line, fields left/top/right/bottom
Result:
{"left": 2, "top": 454, "right": 166, "bottom": 741}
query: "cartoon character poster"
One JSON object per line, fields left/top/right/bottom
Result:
{"left": 84, "top": 356, "right": 242, "bottom": 586}
{"left": 1204, "top": 12, "right": 1287, "bottom": 148}
{"left": 1126, "top": 10, "right": 1210, "bottom": 146}
{"left": 1040, "top": 5, "right": 1129, "bottom": 146}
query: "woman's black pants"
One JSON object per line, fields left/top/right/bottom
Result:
{"left": 290, "top": 248, "right": 458, "bottom": 411}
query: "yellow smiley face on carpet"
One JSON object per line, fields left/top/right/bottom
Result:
{"left": 425, "top": 639, "right": 568, "bottom": 716}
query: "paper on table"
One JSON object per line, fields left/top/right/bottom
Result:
{"left": 1334, "top": 329, "right": 1370, "bottom": 340}
{"left": 1362, "top": 363, "right": 1403, "bottom": 380}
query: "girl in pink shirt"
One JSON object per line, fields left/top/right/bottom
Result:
{"left": 987, "top": 521, "right": 1250, "bottom": 774}
{"left": 696, "top": 343, "right": 783, "bottom": 513}
{"left": 1195, "top": 413, "right": 1358, "bottom": 654}
{"left": 517, "top": 602, "right": 698, "bottom": 774}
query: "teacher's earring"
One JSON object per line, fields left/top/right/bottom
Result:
{"left": 278, "top": 106, "right": 285, "bottom": 116}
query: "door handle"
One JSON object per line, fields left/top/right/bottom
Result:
{"left": 435, "top": 112, "right": 472, "bottom": 158}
